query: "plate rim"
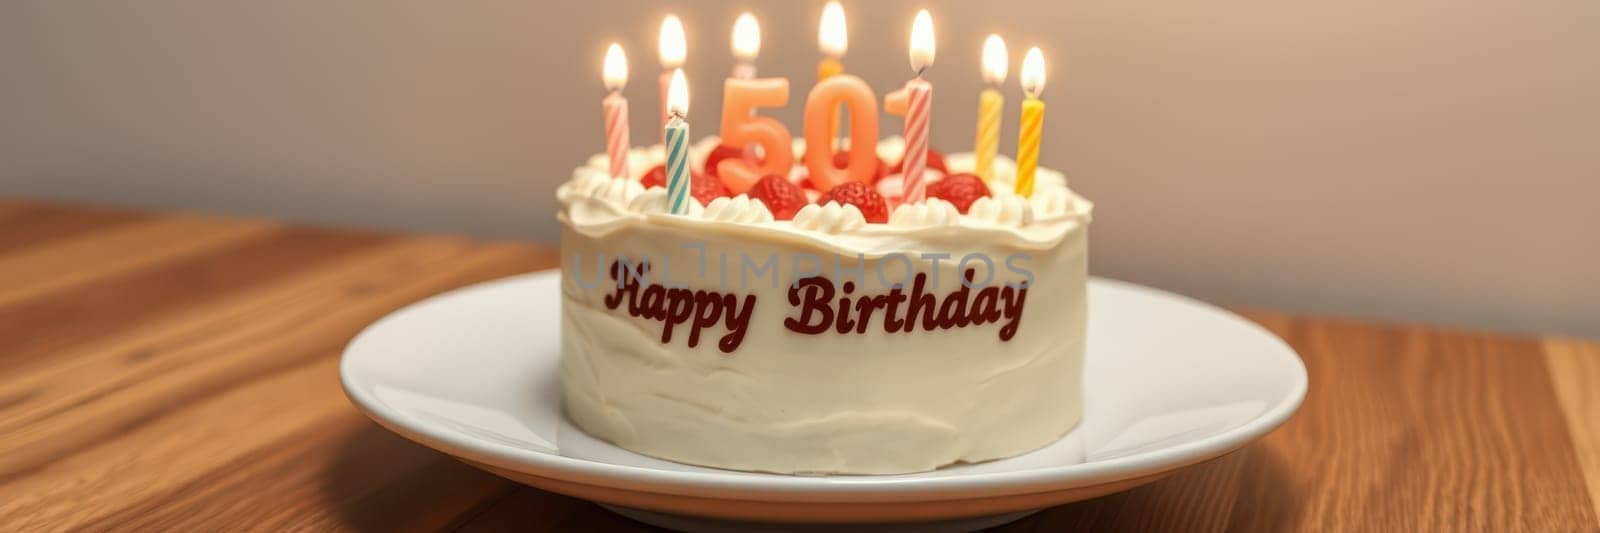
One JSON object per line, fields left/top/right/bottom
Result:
{"left": 340, "top": 270, "right": 1306, "bottom": 502}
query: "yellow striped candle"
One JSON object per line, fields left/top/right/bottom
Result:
{"left": 1014, "top": 47, "right": 1047, "bottom": 198}
{"left": 975, "top": 35, "right": 1007, "bottom": 182}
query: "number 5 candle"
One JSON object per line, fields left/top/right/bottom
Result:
{"left": 601, "top": 43, "right": 630, "bottom": 179}
{"left": 1015, "top": 47, "right": 1047, "bottom": 198}
{"left": 975, "top": 35, "right": 1007, "bottom": 182}
{"left": 664, "top": 69, "right": 693, "bottom": 214}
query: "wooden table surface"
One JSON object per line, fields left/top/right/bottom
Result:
{"left": 0, "top": 200, "right": 1596, "bottom": 532}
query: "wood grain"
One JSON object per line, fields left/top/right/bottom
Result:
{"left": 1546, "top": 338, "right": 1600, "bottom": 521}
{"left": 0, "top": 202, "right": 1594, "bottom": 532}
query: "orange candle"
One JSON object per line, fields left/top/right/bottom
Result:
{"left": 804, "top": 75, "right": 878, "bottom": 191}
{"left": 718, "top": 78, "right": 794, "bottom": 193}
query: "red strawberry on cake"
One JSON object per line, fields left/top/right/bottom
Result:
{"left": 817, "top": 181, "right": 890, "bottom": 223}
{"left": 925, "top": 173, "right": 991, "bottom": 214}
{"left": 747, "top": 174, "right": 809, "bottom": 220}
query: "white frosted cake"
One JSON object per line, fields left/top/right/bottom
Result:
{"left": 557, "top": 137, "right": 1092, "bottom": 474}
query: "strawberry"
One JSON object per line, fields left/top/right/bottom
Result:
{"left": 640, "top": 164, "right": 666, "bottom": 189}
{"left": 747, "top": 174, "right": 809, "bottom": 220}
{"left": 889, "top": 148, "right": 947, "bottom": 175}
{"left": 690, "top": 170, "right": 729, "bottom": 206}
{"left": 703, "top": 144, "right": 744, "bottom": 178}
{"left": 832, "top": 150, "right": 889, "bottom": 183}
{"left": 926, "top": 173, "right": 990, "bottom": 214}
{"left": 818, "top": 181, "right": 890, "bottom": 223}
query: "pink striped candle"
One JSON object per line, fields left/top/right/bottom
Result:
{"left": 901, "top": 77, "right": 932, "bottom": 202}
{"left": 603, "top": 91, "right": 629, "bottom": 179}
{"left": 601, "top": 44, "right": 630, "bottom": 179}
{"left": 901, "top": 10, "right": 936, "bottom": 203}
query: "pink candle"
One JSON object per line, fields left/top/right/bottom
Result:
{"left": 804, "top": 74, "right": 878, "bottom": 191}
{"left": 900, "top": 10, "right": 936, "bottom": 203}
{"left": 901, "top": 77, "right": 932, "bottom": 203}
{"left": 601, "top": 44, "right": 630, "bottom": 179}
{"left": 718, "top": 78, "right": 794, "bottom": 193}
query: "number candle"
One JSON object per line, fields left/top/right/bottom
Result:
{"left": 601, "top": 43, "right": 630, "bottom": 179}
{"left": 901, "top": 9, "right": 936, "bottom": 204}
{"left": 718, "top": 77, "right": 793, "bottom": 193}
{"left": 1015, "top": 47, "right": 1047, "bottom": 198}
{"left": 817, "top": 1, "right": 847, "bottom": 141}
{"left": 664, "top": 69, "right": 693, "bottom": 214}
{"left": 975, "top": 35, "right": 1007, "bottom": 182}
{"left": 804, "top": 75, "right": 878, "bottom": 191}
{"left": 658, "top": 16, "right": 686, "bottom": 140}
{"left": 731, "top": 13, "right": 760, "bottom": 80}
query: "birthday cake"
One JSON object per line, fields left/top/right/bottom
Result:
{"left": 558, "top": 9, "right": 1087, "bottom": 475}
{"left": 558, "top": 136, "right": 1091, "bottom": 474}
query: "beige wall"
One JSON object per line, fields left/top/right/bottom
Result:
{"left": 2, "top": 0, "right": 1596, "bottom": 338}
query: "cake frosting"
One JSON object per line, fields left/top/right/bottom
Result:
{"left": 558, "top": 136, "right": 1091, "bottom": 474}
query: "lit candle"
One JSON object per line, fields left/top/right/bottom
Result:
{"left": 1015, "top": 47, "right": 1047, "bottom": 198}
{"left": 817, "top": 1, "right": 847, "bottom": 141}
{"left": 975, "top": 35, "right": 1007, "bottom": 182}
{"left": 664, "top": 69, "right": 693, "bottom": 214}
{"left": 601, "top": 43, "right": 630, "bottom": 179}
{"left": 731, "top": 13, "right": 760, "bottom": 80}
{"left": 718, "top": 77, "right": 793, "bottom": 193}
{"left": 804, "top": 74, "right": 878, "bottom": 191}
{"left": 900, "top": 9, "right": 936, "bottom": 203}
{"left": 658, "top": 15, "right": 686, "bottom": 139}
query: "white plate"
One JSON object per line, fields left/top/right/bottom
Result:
{"left": 341, "top": 271, "right": 1305, "bottom": 532}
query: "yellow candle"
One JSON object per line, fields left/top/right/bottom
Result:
{"left": 718, "top": 77, "right": 794, "bottom": 193}
{"left": 1014, "top": 47, "right": 1047, "bottom": 198}
{"left": 975, "top": 35, "right": 1008, "bottom": 182}
{"left": 817, "top": 1, "right": 847, "bottom": 142}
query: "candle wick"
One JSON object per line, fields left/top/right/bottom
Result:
{"left": 915, "top": 66, "right": 928, "bottom": 78}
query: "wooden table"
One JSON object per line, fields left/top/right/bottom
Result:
{"left": 0, "top": 200, "right": 1595, "bottom": 532}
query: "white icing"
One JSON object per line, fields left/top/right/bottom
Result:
{"left": 590, "top": 176, "right": 644, "bottom": 207}
{"left": 889, "top": 198, "right": 962, "bottom": 227}
{"left": 628, "top": 187, "right": 706, "bottom": 217}
{"left": 702, "top": 194, "right": 775, "bottom": 224}
{"left": 791, "top": 202, "right": 866, "bottom": 234}
{"left": 966, "top": 193, "right": 1035, "bottom": 227}
{"left": 1029, "top": 186, "right": 1075, "bottom": 218}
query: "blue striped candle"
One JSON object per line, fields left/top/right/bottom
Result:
{"left": 663, "top": 68, "right": 692, "bottom": 214}
{"left": 665, "top": 115, "right": 691, "bottom": 214}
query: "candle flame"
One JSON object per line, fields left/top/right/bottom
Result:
{"left": 667, "top": 68, "right": 689, "bottom": 117}
{"left": 908, "top": 10, "right": 935, "bottom": 73}
{"left": 659, "top": 15, "right": 686, "bottom": 69}
{"left": 1021, "top": 47, "right": 1046, "bottom": 97}
{"left": 603, "top": 43, "right": 628, "bottom": 91}
{"left": 981, "top": 34, "right": 1007, "bottom": 86}
{"left": 818, "top": 1, "right": 847, "bottom": 58}
{"left": 732, "top": 13, "right": 761, "bottom": 61}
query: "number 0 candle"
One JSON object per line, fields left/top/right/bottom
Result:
{"left": 1015, "top": 47, "right": 1047, "bottom": 198}
{"left": 975, "top": 35, "right": 1007, "bottom": 182}
{"left": 900, "top": 9, "right": 936, "bottom": 204}
{"left": 601, "top": 43, "right": 630, "bottom": 179}
{"left": 664, "top": 69, "right": 693, "bottom": 214}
